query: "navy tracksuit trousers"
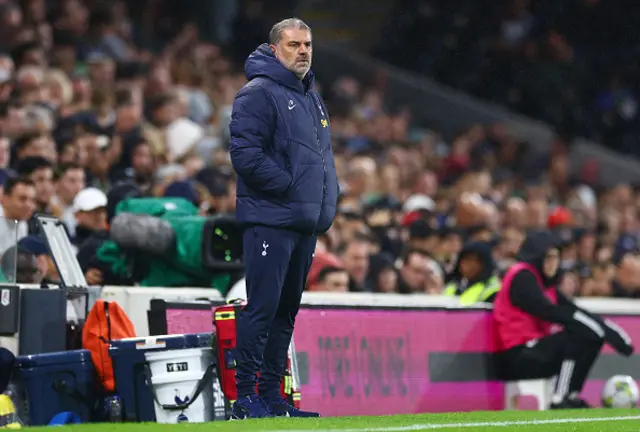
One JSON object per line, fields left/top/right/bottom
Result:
{"left": 234, "top": 225, "right": 317, "bottom": 399}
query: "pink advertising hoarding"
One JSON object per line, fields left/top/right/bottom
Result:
{"left": 160, "top": 303, "right": 640, "bottom": 416}
{"left": 293, "top": 308, "right": 503, "bottom": 416}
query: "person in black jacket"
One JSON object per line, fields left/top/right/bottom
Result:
{"left": 494, "top": 230, "right": 634, "bottom": 409}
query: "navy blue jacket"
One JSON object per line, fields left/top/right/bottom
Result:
{"left": 229, "top": 44, "right": 338, "bottom": 234}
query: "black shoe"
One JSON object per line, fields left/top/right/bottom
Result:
{"left": 550, "top": 397, "right": 591, "bottom": 409}
{"left": 230, "top": 395, "right": 274, "bottom": 419}
{"left": 263, "top": 397, "right": 320, "bottom": 418}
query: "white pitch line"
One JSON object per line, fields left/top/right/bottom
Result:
{"left": 274, "top": 415, "right": 640, "bottom": 432}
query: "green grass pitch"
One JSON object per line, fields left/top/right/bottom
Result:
{"left": 25, "top": 409, "right": 640, "bottom": 431}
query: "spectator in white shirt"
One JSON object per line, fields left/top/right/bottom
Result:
{"left": 0, "top": 177, "right": 36, "bottom": 255}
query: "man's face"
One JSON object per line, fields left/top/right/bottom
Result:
{"left": 341, "top": 241, "right": 369, "bottom": 284}
{"left": 501, "top": 228, "right": 524, "bottom": 258}
{"left": 30, "top": 167, "right": 54, "bottom": 206}
{"left": 319, "top": 270, "right": 350, "bottom": 292}
{"left": 401, "top": 253, "right": 431, "bottom": 291}
{"left": 132, "top": 143, "right": 154, "bottom": 176}
{"left": 1, "top": 183, "right": 36, "bottom": 220}
{"left": 76, "top": 207, "right": 107, "bottom": 231}
{"left": 270, "top": 28, "right": 312, "bottom": 79}
{"left": 57, "top": 168, "right": 85, "bottom": 203}
{"left": 152, "top": 102, "right": 177, "bottom": 127}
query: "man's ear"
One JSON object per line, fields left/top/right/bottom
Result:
{"left": 269, "top": 44, "right": 277, "bottom": 55}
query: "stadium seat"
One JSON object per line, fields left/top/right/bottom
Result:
{"left": 504, "top": 378, "right": 554, "bottom": 410}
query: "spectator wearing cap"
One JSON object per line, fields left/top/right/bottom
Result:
{"left": 17, "top": 235, "right": 58, "bottom": 283}
{"left": 444, "top": 241, "right": 500, "bottom": 305}
{"left": 72, "top": 187, "right": 107, "bottom": 247}
{"left": 77, "top": 182, "right": 142, "bottom": 287}
{"left": 548, "top": 206, "right": 573, "bottom": 230}
{"left": 0, "top": 177, "right": 35, "bottom": 254}
{"left": 307, "top": 266, "right": 350, "bottom": 292}
{"left": 401, "top": 194, "right": 435, "bottom": 227}
{"left": 306, "top": 250, "right": 343, "bottom": 289}
{"left": 0, "top": 245, "right": 40, "bottom": 284}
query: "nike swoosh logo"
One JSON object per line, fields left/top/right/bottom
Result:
{"left": 288, "top": 104, "right": 296, "bottom": 110}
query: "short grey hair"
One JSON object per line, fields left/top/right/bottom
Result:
{"left": 269, "top": 18, "right": 311, "bottom": 45}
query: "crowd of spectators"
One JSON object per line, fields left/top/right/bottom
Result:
{"left": 373, "top": 0, "right": 640, "bottom": 156}
{"left": 306, "top": 91, "right": 640, "bottom": 300}
{"left": 0, "top": 0, "right": 247, "bottom": 285}
{"left": 1, "top": 0, "right": 639, "bottom": 301}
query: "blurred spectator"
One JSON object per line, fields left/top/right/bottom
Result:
{"left": 52, "top": 163, "right": 86, "bottom": 236}
{"left": 0, "top": 0, "right": 633, "bottom": 300}
{"left": 72, "top": 187, "right": 107, "bottom": 247}
{"left": 398, "top": 249, "right": 436, "bottom": 294}
{"left": 444, "top": 241, "right": 499, "bottom": 304}
{"left": 16, "top": 156, "right": 59, "bottom": 220}
{"left": 367, "top": 252, "right": 398, "bottom": 293}
{"left": 338, "top": 236, "right": 370, "bottom": 292}
{"left": 1, "top": 245, "right": 40, "bottom": 284}
{"left": 610, "top": 252, "right": 640, "bottom": 298}
{"left": 0, "top": 177, "right": 35, "bottom": 254}
{"left": 308, "top": 266, "right": 350, "bottom": 292}
{"left": 17, "top": 235, "right": 58, "bottom": 284}
{"left": 407, "top": 220, "right": 439, "bottom": 254}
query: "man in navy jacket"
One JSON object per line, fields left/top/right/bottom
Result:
{"left": 229, "top": 18, "right": 338, "bottom": 419}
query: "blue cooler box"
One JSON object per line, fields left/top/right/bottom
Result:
{"left": 109, "top": 333, "right": 212, "bottom": 422}
{"left": 15, "top": 349, "right": 97, "bottom": 426}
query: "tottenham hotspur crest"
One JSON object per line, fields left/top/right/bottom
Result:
{"left": 262, "top": 242, "right": 269, "bottom": 256}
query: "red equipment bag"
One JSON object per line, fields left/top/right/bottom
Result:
{"left": 213, "top": 301, "right": 301, "bottom": 410}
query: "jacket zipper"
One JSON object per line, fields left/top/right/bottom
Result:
{"left": 309, "top": 92, "right": 327, "bottom": 235}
